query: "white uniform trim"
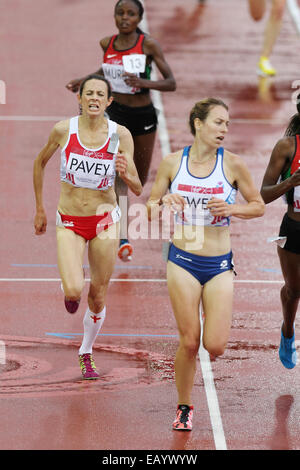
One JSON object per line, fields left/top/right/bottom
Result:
{"left": 60, "top": 116, "right": 119, "bottom": 191}
{"left": 170, "top": 146, "right": 237, "bottom": 227}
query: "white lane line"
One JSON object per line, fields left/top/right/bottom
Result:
{"left": 287, "top": 0, "right": 300, "bottom": 35}
{"left": 199, "top": 308, "right": 227, "bottom": 450}
{"left": 0, "top": 278, "right": 283, "bottom": 283}
{"left": 0, "top": 116, "right": 289, "bottom": 125}
{"left": 0, "top": 278, "right": 165, "bottom": 282}
{"left": 140, "top": 1, "right": 171, "bottom": 157}
{"left": 0, "top": 116, "right": 68, "bottom": 121}
{"left": 167, "top": 116, "right": 288, "bottom": 125}
{"left": 0, "top": 340, "right": 6, "bottom": 364}
{"left": 1, "top": 0, "right": 282, "bottom": 450}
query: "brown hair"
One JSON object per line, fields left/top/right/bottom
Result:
{"left": 79, "top": 74, "right": 112, "bottom": 99}
{"left": 189, "top": 98, "right": 228, "bottom": 136}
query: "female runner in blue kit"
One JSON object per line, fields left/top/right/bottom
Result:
{"left": 147, "top": 98, "right": 265, "bottom": 431}
{"left": 66, "top": 0, "right": 176, "bottom": 262}
{"left": 261, "top": 95, "right": 300, "bottom": 370}
{"left": 33, "top": 75, "right": 142, "bottom": 379}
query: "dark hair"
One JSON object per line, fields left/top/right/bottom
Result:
{"left": 189, "top": 98, "right": 229, "bottom": 136}
{"left": 114, "top": 0, "right": 144, "bottom": 17}
{"left": 284, "top": 94, "right": 300, "bottom": 136}
{"left": 114, "top": 0, "right": 144, "bottom": 34}
{"left": 79, "top": 74, "right": 112, "bottom": 99}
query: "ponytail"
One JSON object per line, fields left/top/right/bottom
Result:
{"left": 285, "top": 93, "right": 300, "bottom": 136}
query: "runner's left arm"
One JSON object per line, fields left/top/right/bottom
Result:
{"left": 207, "top": 153, "right": 265, "bottom": 219}
{"left": 116, "top": 126, "right": 143, "bottom": 196}
{"left": 123, "top": 36, "right": 176, "bottom": 92}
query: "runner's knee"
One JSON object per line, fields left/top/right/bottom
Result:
{"left": 282, "top": 284, "right": 300, "bottom": 301}
{"left": 251, "top": 11, "right": 264, "bottom": 21}
{"left": 180, "top": 335, "right": 200, "bottom": 360}
{"left": 203, "top": 339, "right": 226, "bottom": 358}
{"left": 270, "top": 1, "right": 285, "bottom": 20}
{"left": 248, "top": 0, "right": 266, "bottom": 21}
{"left": 63, "top": 282, "right": 83, "bottom": 300}
{"left": 88, "top": 285, "right": 107, "bottom": 313}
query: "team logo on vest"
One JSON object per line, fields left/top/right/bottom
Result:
{"left": 178, "top": 182, "right": 224, "bottom": 195}
{"left": 62, "top": 219, "right": 74, "bottom": 227}
{"left": 220, "top": 260, "right": 228, "bottom": 269}
{"left": 176, "top": 253, "right": 193, "bottom": 263}
{"left": 82, "top": 149, "right": 113, "bottom": 160}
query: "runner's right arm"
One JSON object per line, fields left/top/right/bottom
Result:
{"left": 33, "top": 121, "right": 67, "bottom": 234}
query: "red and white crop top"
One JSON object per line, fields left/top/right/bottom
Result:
{"left": 170, "top": 146, "right": 237, "bottom": 227}
{"left": 60, "top": 116, "right": 119, "bottom": 191}
{"left": 102, "top": 34, "right": 150, "bottom": 95}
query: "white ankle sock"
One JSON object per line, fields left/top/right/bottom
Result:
{"left": 79, "top": 306, "right": 106, "bottom": 355}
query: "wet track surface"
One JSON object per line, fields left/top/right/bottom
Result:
{"left": 1, "top": 0, "right": 300, "bottom": 451}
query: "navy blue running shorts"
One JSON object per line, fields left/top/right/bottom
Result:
{"left": 168, "top": 243, "right": 235, "bottom": 285}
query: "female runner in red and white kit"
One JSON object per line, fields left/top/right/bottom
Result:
{"left": 66, "top": 0, "right": 176, "bottom": 262}
{"left": 147, "top": 99, "right": 265, "bottom": 430}
{"left": 33, "top": 75, "right": 142, "bottom": 379}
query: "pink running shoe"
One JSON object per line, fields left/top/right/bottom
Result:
{"left": 118, "top": 239, "right": 133, "bottom": 262}
{"left": 172, "top": 405, "right": 193, "bottom": 431}
{"left": 78, "top": 353, "right": 99, "bottom": 380}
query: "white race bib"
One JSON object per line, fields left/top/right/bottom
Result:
{"left": 294, "top": 185, "right": 300, "bottom": 212}
{"left": 122, "top": 54, "right": 146, "bottom": 73}
{"left": 67, "top": 152, "right": 115, "bottom": 189}
{"left": 102, "top": 63, "right": 139, "bottom": 94}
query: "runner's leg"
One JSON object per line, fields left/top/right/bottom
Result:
{"left": 277, "top": 246, "right": 300, "bottom": 338}
{"left": 56, "top": 226, "right": 86, "bottom": 301}
{"left": 133, "top": 132, "right": 156, "bottom": 187}
{"left": 201, "top": 270, "right": 234, "bottom": 357}
{"left": 248, "top": 0, "right": 266, "bottom": 20}
{"left": 167, "top": 261, "right": 202, "bottom": 406}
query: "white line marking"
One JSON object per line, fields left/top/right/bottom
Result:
{"left": 199, "top": 308, "right": 227, "bottom": 450}
{"left": 287, "top": 0, "right": 300, "bottom": 35}
{"left": 0, "top": 278, "right": 283, "bottom": 283}
{"left": 2, "top": 0, "right": 284, "bottom": 450}
{"left": 140, "top": 2, "right": 171, "bottom": 156}
{"left": 167, "top": 116, "right": 287, "bottom": 125}
{"left": 0, "top": 340, "right": 6, "bottom": 365}
{"left": 0, "top": 116, "right": 287, "bottom": 125}
{"left": 0, "top": 278, "right": 164, "bottom": 282}
{"left": 0, "top": 116, "right": 68, "bottom": 121}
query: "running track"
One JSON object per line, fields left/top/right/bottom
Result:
{"left": 1, "top": 0, "right": 300, "bottom": 453}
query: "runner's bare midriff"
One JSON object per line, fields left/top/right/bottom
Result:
{"left": 58, "top": 182, "right": 117, "bottom": 216}
{"left": 173, "top": 224, "right": 231, "bottom": 257}
{"left": 112, "top": 91, "right": 151, "bottom": 107}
